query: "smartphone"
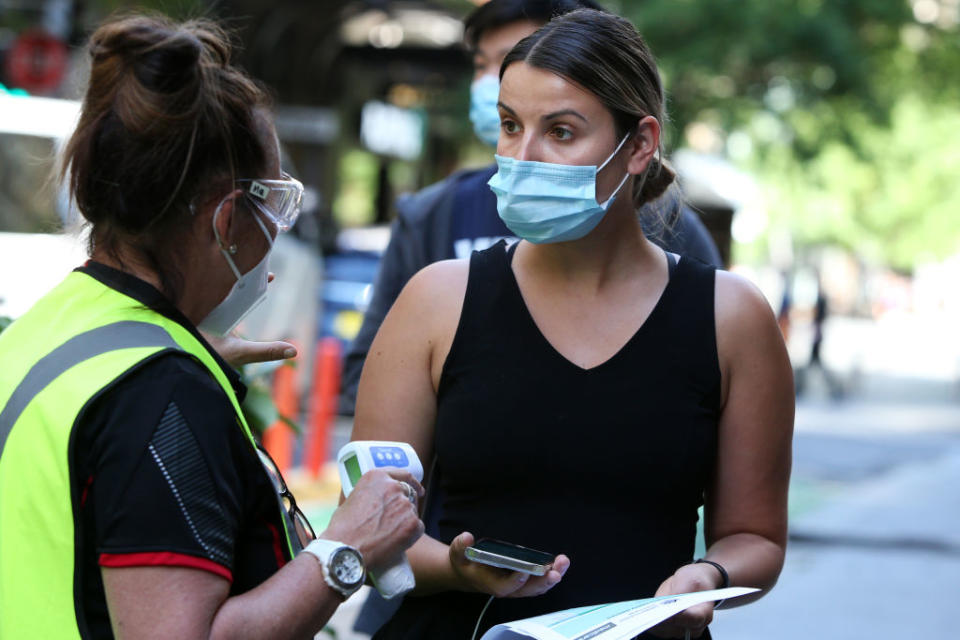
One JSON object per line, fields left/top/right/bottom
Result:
{"left": 465, "top": 538, "right": 555, "bottom": 576}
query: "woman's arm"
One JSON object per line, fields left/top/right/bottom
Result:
{"left": 103, "top": 469, "right": 424, "bottom": 640}
{"left": 352, "top": 259, "right": 466, "bottom": 459}
{"left": 651, "top": 270, "right": 794, "bottom": 638}
{"left": 352, "top": 258, "right": 569, "bottom": 598}
{"left": 103, "top": 556, "right": 336, "bottom": 640}
{"left": 704, "top": 270, "right": 794, "bottom": 599}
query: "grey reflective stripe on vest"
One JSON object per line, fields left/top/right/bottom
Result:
{"left": 0, "top": 321, "right": 178, "bottom": 458}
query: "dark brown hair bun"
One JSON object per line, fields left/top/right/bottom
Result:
{"left": 130, "top": 31, "right": 203, "bottom": 94}
{"left": 62, "top": 13, "right": 271, "bottom": 300}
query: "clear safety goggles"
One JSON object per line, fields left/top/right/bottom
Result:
{"left": 236, "top": 172, "right": 304, "bottom": 232}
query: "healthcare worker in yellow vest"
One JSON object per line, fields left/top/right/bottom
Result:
{"left": 0, "top": 14, "right": 424, "bottom": 640}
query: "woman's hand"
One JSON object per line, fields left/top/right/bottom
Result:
{"left": 648, "top": 563, "right": 724, "bottom": 639}
{"left": 448, "top": 532, "right": 570, "bottom": 598}
{"left": 202, "top": 330, "right": 297, "bottom": 368}
{"left": 322, "top": 469, "right": 425, "bottom": 569}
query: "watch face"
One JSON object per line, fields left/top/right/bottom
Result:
{"left": 331, "top": 548, "right": 364, "bottom": 587}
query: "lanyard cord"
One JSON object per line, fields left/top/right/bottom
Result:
{"left": 471, "top": 595, "right": 496, "bottom": 640}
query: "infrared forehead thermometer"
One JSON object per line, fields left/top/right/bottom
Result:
{"left": 337, "top": 441, "right": 423, "bottom": 497}
{"left": 337, "top": 441, "right": 423, "bottom": 599}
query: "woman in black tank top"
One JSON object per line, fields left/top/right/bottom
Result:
{"left": 352, "top": 10, "right": 793, "bottom": 639}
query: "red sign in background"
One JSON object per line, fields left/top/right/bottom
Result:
{"left": 4, "top": 30, "right": 68, "bottom": 94}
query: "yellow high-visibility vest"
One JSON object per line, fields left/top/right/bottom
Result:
{"left": 0, "top": 270, "right": 295, "bottom": 638}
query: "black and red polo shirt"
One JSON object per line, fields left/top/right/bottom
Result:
{"left": 70, "top": 262, "right": 291, "bottom": 638}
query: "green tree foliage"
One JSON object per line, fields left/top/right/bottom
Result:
{"left": 610, "top": 0, "right": 960, "bottom": 268}
{"left": 618, "top": 0, "right": 959, "bottom": 141}
{"left": 762, "top": 97, "right": 960, "bottom": 268}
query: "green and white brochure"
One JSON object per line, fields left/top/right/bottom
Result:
{"left": 480, "top": 587, "right": 758, "bottom": 640}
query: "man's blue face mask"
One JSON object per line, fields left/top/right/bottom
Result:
{"left": 469, "top": 75, "right": 501, "bottom": 147}
{"left": 487, "top": 133, "right": 632, "bottom": 244}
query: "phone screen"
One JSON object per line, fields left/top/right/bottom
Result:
{"left": 472, "top": 539, "right": 554, "bottom": 565}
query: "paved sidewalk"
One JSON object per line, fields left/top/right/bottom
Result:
{"left": 712, "top": 443, "right": 960, "bottom": 638}
{"left": 319, "top": 586, "right": 375, "bottom": 640}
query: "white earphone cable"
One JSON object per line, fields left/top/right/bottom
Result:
{"left": 471, "top": 595, "right": 496, "bottom": 640}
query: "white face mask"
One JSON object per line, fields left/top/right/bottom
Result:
{"left": 199, "top": 198, "right": 275, "bottom": 336}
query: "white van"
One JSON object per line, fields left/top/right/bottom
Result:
{"left": 0, "top": 95, "right": 88, "bottom": 319}
{"left": 0, "top": 95, "right": 319, "bottom": 359}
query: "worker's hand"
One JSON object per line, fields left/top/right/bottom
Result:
{"left": 201, "top": 330, "right": 297, "bottom": 368}
{"left": 322, "top": 469, "right": 424, "bottom": 569}
{"left": 448, "top": 532, "right": 569, "bottom": 598}
{"left": 648, "top": 563, "right": 724, "bottom": 638}
{"left": 201, "top": 272, "right": 298, "bottom": 368}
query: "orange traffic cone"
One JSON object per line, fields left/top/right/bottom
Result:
{"left": 263, "top": 357, "right": 298, "bottom": 475}
{"left": 305, "top": 337, "right": 342, "bottom": 478}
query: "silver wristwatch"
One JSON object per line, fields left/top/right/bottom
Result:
{"left": 302, "top": 538, "right": 366, "bottom": 600}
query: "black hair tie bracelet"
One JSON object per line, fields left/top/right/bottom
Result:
{"left": 694, "top": 558, "right": 729, "bottom": 589}
{"left": 694, "top": 558, "right": 730, "bottom": 611}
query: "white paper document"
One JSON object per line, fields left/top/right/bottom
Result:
{"left": 480, "top": 587, "right": 758, "bottom": 640}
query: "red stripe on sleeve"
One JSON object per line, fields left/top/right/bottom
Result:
{"left": 264, "top": 520, "right": 288, "bottom": 569}
{"left": 99, "top": 552, "right": 233, "bottom": 582}
{"left": 80, "top": 475, "right": 94, "bottom": 508}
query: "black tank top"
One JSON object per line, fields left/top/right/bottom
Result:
{"left": 375, "top": 241, "right": 720, "bottom": 639}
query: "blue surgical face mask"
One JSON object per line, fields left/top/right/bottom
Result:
{"left": 487, "top": 134, "right": 632, "bottom": 244}
{"left": 469, "top": 75, "right": 501, "bottom": 147}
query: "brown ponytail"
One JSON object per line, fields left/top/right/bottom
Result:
{"left": 62, "top": 13, "right": 271, "bottom": 301}
{"left": 638, "top": 156, "right": 676, "bottom": 205}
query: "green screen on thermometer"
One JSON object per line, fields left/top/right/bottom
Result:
{"left": 344, "top": 454, "right": 363, "bottom": 486}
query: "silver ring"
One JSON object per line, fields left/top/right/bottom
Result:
{"left": 398, "top": 481, "right": 417, "bottom": 504}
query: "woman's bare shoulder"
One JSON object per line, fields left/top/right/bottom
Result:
{"left": 714, "top": 269, "right": 777, "bottom": 329}
{"left": 376, "top": 257, "right": 471, "bottom": 347}
{"left": 398, "top": 258, "right": 470, "bottom": 315}
{"left": 358, "top": 258, "right": 470, "bottom": 424}
{"left": 714, "top": 270, "right": 785, "bottom": 373}
{"left": 408, "top": 258, "right": 470, "bottom": 290}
